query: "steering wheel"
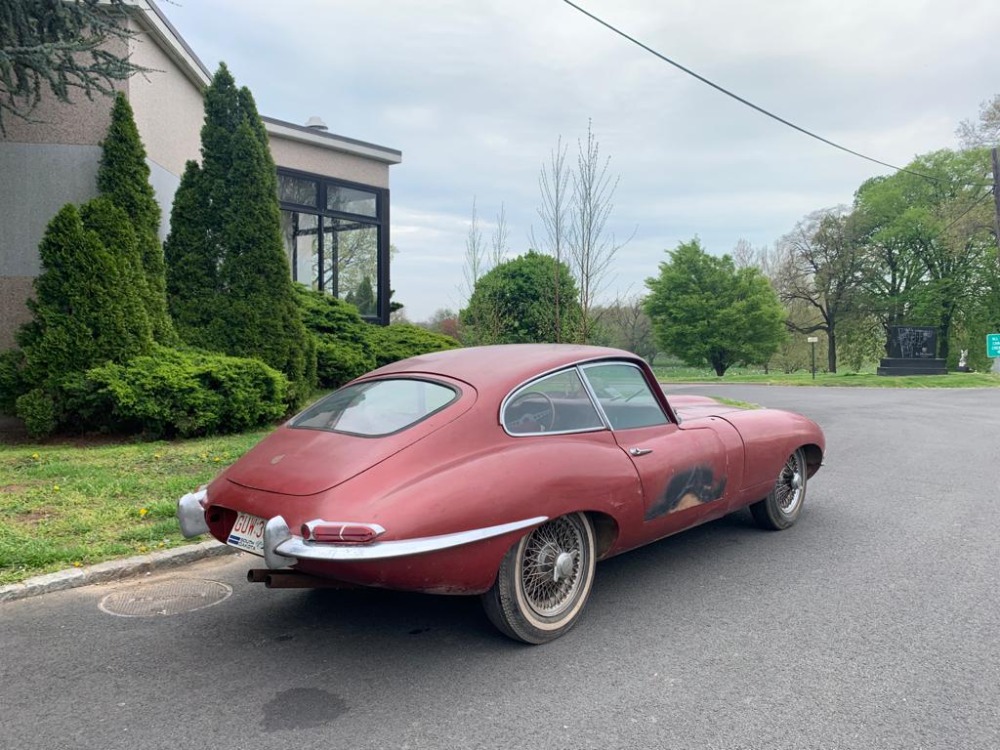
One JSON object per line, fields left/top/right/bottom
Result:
{"left": 507, "top": 391, "right": 556, "bottom": 433}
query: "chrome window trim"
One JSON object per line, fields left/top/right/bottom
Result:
{"left": 499, "top": 365, "right": 610, "bottom": 438}
{"left": 579, "top": 361, "right": 670, "bottom": 428}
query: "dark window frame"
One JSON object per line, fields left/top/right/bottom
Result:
{"left": 277, "top": 167, "right": 391, "bottom": 324}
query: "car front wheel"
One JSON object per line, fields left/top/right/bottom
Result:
{"left": 481, "top": 512, "right": 596, "bottom": 644}
{"left": 750, "top": 448, "right": 807, "bottom": 530}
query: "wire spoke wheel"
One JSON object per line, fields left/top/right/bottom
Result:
{"left": 519, "top": 516, "right": 585, "bottom": 618}
{"left": 750, "top": 448, "right": 807, "bottom": 531}
{"left": 481, "top": 512, "right": 596, "bottom": 644}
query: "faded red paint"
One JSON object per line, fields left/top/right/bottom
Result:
{"left": 200, "top": 345, "right": 825, "bottom": 596}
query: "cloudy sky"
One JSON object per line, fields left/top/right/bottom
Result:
{"left": 162, "top": 0, "right": 1000, "bottom": 322}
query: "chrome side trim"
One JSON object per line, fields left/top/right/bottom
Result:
{"left": 176, "top": 487, "right": 209, "bottom": 538}
{"left": 263, "top": 515, "right": 548, "bottom": 568}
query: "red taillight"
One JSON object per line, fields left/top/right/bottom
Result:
{"left": 300, "top": 520, "right": 385, "bottom": 544}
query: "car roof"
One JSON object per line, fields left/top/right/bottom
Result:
{"left": 368, "top": 344, "right": 643, "bottom": 390}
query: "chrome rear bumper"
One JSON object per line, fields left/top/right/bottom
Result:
{"left": 177, "top": 488, "right": 209, "bottom": 537}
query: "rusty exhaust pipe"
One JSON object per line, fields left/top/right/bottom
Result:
{"left": 263, "top": 571, "right": 356, "bottom": 589}
{"left": 247, "top": 568, "right": 271, "bottom": 583}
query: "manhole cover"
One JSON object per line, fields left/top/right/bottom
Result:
{"left": 99, "top": 578, "right": 232, "bottom": 617}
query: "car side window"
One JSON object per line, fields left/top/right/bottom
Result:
{"left": 582, "top": 363, "right": 669, "bottom": 430}
{"left": 503, "top": 369, "right": 605, "bottom": 435}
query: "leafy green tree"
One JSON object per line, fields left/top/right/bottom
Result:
{"left": 461, "top": 250, "right": 582, "bottom": 344}
{"left": 97, "top": 93, "right": 174, "bottom": 342}
{"left": 645, "top": 238, "right": 786, "bottom": 376}
{"left": 0, "top": 0, "right": 149, "bottom": 133}
{"left": 853, "top": 148, "right": 995, "bottom": 360}
{"left": 164, "top": 64, "right": 316, "bottom": 405}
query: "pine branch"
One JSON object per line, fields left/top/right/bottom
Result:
{"left": 0, "top": 0, "right": 152, "bottom": 133}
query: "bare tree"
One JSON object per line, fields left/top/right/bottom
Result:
{"left": 600, "top": 293, "right": 657, "bottom": 363}
{"left": 462, "top": 196, "right": 485, "bottom": 302}
{"left": 569, "top": 120, "right": 631, "bottom": 342}
{"left": 490, "top": 202, "right": 509, "bottom": 269}
{"left": 731, "top": 238, "right": 757, "bottom": 269}
{"left": 778, "top": 207, "right": 864, "bottom": 372}
{"left": 531, "top": 136, "right": 571, "bottom": 342}
{"left": 956, "top": 94, "right": 1000, "bottom": 149}
{"left": 732, "top": 237, "right": 788, "bottom": 281}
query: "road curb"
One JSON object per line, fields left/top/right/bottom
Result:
{"left": 0, "top": 541, "right": 236, "bottom": 603}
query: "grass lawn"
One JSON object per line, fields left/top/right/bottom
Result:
{"left": 0, "top": 430, "right": 267, "bottom": 585}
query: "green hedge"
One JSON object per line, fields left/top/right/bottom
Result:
{"left": 367, "top": 323, "right": 460, "bottom": 368}
{"left": 294, "top": 287, "right": 461, "bottom": 383}
{"left": 63, "top": 345, "right": 288, "bottom": 438}
{"left": 294, "top": 287, "right": 376, "bottom": 388}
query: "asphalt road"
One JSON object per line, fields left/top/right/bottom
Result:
{"left": 2, "top": 386, "right": 999, "bottom": 750}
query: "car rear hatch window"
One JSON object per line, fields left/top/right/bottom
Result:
{"left": 292, "top": 378, "right": 458, "bottom": 436}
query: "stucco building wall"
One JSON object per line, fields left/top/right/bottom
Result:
{"left": 268, "top": 136, "right": 392, "bottom": 189}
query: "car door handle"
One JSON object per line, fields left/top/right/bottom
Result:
{"left": 629, "top": 447, "right": 653, "bottom": 456}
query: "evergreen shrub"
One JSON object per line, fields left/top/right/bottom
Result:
{"left": 367, "top": 324, "right": 460, "bottom": 368}
{"left": 66, "top": 345, "right": 288, "bottom": 438}
{"left": 294, "top": 287, "right": 375, "bottom": 387}
{"left": 14, "top": 389, "right": 57, "bottom": 439}
{"left": 0, "top": 349, "right": 27, "bottom": 415}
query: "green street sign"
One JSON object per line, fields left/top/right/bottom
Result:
{"left": 988, "top": 333, "right": 1000, "bottom": 358}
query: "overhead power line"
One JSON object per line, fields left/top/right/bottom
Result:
{"left": 940, "top": 188, "right": 995, "bottom": 233}
{"left": 560, "top": 0, "right": 940, "bottom": 182}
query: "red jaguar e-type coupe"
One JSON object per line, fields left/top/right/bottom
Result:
{"left": 178, "top": 345, "right": 824, "bottom": 643}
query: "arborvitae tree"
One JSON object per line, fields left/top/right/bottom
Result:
{"left": 165, "top": 64, "right": 240, "bottom": 345}
{"left": 164, "top": 160, "right": 215, "bottom": 341}
{"left": 97, "top": 93, "right": 174, "bottom": 342}
{"left": 164, "top": 63, "right": 316, "bottom": 404}
{"left": 79, "top": 197, "right": 153, "bottom": 351}
{"left": 348, "top": 276, "right": 377, "bottom": 317}
{"left": 17, "top": 200, "right": 152, "bottom": 390}
{"left": 214, "top": 116, "right": 313, "bottom": 399}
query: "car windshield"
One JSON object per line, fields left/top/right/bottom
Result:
{"left": 291, "top": 378, "right": 458, "bottom": 436}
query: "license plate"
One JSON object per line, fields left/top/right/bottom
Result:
{"left": 227, "top": 512, "right": 267, "bottom": 556}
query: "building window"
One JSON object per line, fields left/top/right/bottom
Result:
{"left": 278, "top": 168, "right": 389, "bottom": 323}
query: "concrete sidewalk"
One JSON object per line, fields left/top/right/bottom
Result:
{"left": 0, "top": 540, "right": 234, "bottom": 603}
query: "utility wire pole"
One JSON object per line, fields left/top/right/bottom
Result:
{"left": 992, "top": 148, "right": 1000, "bottom": 252}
